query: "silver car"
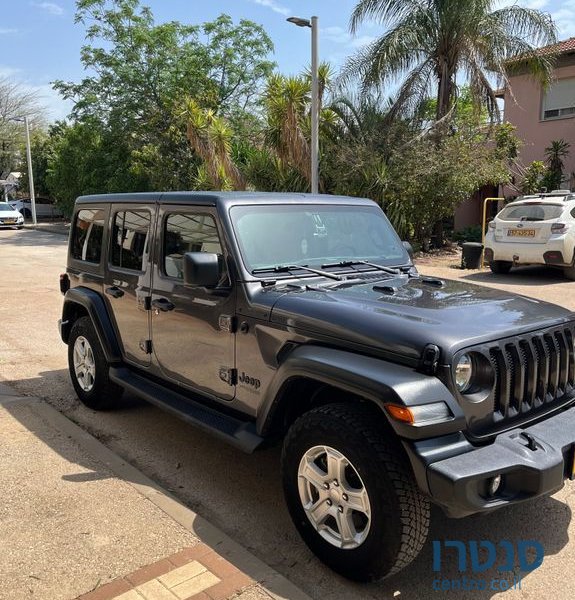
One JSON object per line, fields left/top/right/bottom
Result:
{"left": 9, "top": 197, "right": 63, "bottom": 219}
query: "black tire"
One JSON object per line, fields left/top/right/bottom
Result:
{"left": 68, "top": 316, "right": 123, "bottom": 410}
{"left": 489, "top": 260, "right": 512, "bottom": 274}
{"left": 281, "top": 403, "right": 430, "bottom": 582}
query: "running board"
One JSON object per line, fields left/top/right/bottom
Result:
{"left": 109, "top": 367, "right": 264, "bottom": 453}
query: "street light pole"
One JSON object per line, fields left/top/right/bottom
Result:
{"left": 287, "top": 15, "right": 320, "bottom": 195}
{"left": 8, "top": 116, "right": 37, "bottom": 225}
{"left": 310, "top": 16, "right": 319, "bottom": 195}
{"left": 24, "top": 117, "right": 37, "bottom": 225}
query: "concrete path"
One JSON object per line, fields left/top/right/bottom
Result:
{"left": 0, "top": 384, "right": 309, "bottom": 600}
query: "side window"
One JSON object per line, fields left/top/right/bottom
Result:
{"left": 71, "top": 209, "right": 105, "bottom": 263}
{"left": 163, "top": 213, "right": 223, "bottom": 280}
{"left": 110, "top": 210, "right": 151, "bottom": 271}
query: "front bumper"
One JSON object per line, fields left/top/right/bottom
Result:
{"left": 417, "top": 404, "right": 575, "bottom": 518}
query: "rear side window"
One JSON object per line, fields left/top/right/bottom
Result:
{"left": 498, "top": 204, "right": 564, "bottom": 222}
{"left": 110, "top": 211, "right": 151, "bottom": 271}
{"left": 71, "top": 209, "right": 105, "bottom": 263}
{"left": 163, "top": 213, "right": 223, "bottom": 279}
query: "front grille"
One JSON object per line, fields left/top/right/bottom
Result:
{"left": 487, "top": 326, "right": 575, "bottom": 424}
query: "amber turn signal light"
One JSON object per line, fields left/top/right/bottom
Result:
{"left": 385, "top": 404, "right": 414, "bottom": 424}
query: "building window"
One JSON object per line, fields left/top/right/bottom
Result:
{"left": 71, "top": 209, "right": 105, "bottom": 263}
{"left": 110, "top": 211, "right": 151, "bottom": 271}
{"left": 542, "top": 77, "right": 575, "bottom": 120}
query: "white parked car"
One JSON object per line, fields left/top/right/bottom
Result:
{"left": 485, "top": 194, "right": 575, "bottom": 279}
{"left": 0, "top": 203, "right": 24, "bottom": 228}
{"left": 8, "top": 197, "right": 63, "bottom": 219}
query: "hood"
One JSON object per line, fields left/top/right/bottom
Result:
{"left": 268, "top": 275, "right": 573, "bottom": 363}
{"left": 0, "top": 207, "right": 21, "bottom": 219}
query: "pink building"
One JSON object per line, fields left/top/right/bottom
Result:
{"left": 454, "top": 38, "right": 575, "bottom": 231}
{"left": 499, "top": 37, "right": 575, "bottom": 189}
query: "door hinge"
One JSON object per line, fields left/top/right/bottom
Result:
{"left": 144, "top": 296, "right": 152, "bottom": 311}
{"left": 219, "top": 315, "right": 237, "bottom": 333}
{"left": 219, "top": 367, "right": 237, "bottom": 386}
{"left": 139, "top": 339, "right": 153, "bottom": 354}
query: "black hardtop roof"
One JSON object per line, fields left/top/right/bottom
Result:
{"left": 75, "top": 191, "right": 376, "bottom": 208}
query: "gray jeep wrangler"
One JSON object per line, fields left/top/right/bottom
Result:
{"left": 59, "top": 192, "right": 575, "bottom": 582}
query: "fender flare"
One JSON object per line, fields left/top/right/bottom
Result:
{"left": 60, "top": 287, "right": 122, "bottom": 364}
{"left": 257, "top": 344, "right": 465, "bottom": 440}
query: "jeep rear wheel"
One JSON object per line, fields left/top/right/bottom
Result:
{"left": 68, "top": 317, "right": 123, "bottom": 410}
{"left": 281, "top": 403, "right": 429, "bottom": 582}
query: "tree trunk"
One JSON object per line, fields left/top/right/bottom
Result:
{"left": 436, "top": 61, "right": 453, "bottom": 121}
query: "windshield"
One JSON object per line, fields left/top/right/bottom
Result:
{"left": 230, "top": 204, "right": 409, "bottom": 272}
{"left": 0, "top": 204, "right": 15, "bottom": 212}
{"left": 498, "top": 203, "right": 564, "bottom": 222}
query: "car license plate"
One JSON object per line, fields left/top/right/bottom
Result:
{"left": 508, "top": 229, "right": 536, "bottom": 237}
{"left": 2, "top": 219, "right": 15, "bottom": 224}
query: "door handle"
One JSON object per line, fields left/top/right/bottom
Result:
{"left": 152, "top": 298, "right": 175, "bottom": 312}
{"left": 105, "top": 286, "right": 124, "bottom": 299}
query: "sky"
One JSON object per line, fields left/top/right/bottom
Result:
{"left": 1, "top": 0, "right": 575, "bottom": 122}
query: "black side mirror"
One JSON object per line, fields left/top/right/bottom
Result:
{"left": 402, "top": 241, "right": 414, "bottom": 259}
{"left": 183, "top": 252, "right": 220, "bottom": 287}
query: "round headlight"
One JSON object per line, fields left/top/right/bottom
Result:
{"left": 455, "top": 354, "right": 473, "bottom": 393}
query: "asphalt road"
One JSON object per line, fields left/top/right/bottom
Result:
{"left": 2, "top": 228, "right": 575, "bottom": 600}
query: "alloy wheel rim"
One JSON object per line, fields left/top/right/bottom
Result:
{"left": 73, "top": 336, "right": 96, "bottom": 392}
{"left": 297, "top": 445, "right": 371, "bottom": 550}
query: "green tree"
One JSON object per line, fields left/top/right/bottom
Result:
{"left": 384, "top": 129, "right": 511, "bottom": 244}
{"left": 179, "top": 98, "right": 245, "bottom": 190}
{"left": 55, "top": 2, "right": 274, "bottom": 125}
{"left": 521, "top": 160, "right": 547, "bottom": 194}
{"left": 341, "top": 0, "right": 557, "bottom": 121}
{"left": 18, "top": 129, "right": 52, "bottom": 198}
{"left": 51, "top": 1, "right": 275, "bottom": 198}
{"left": 45, "top": 121, "right": 149, "bottom": 215}
{"left": 543, "top": 138, "right": 570, "bottom": 190}
{"left": 0, "top": 78, "right": 45, "bottom": 176}
{"left": 261, "top": 65, "right": 338, "bottom": 189}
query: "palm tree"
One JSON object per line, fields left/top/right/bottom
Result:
{"left": 544, "top": 138, "right": 570, "bottom": 190}
{"left": 262, "top": 65, "right": 338, "bottom": 189}
{"left": 342, "top": 0, "right": 557, "bottom": 122}
{"left": 180, "top": 97, "right": 245, "bottom": 190}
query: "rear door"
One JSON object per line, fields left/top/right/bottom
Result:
{"left": 150, "top": 205, "right": 236, "bottom": 401}
{"left": 494, "top": 203, "right": 565, "bottom": 244}
{"left": 105, "top": 205, "right": 155, "bottom": 367}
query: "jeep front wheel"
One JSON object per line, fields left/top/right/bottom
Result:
{"left": 68, "top": 316, "right": 123, "bottom": 410}
{"left": 281, "top": 403, "right": 429, "bottom": 582}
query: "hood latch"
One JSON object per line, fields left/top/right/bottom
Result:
{"left": 421, "top": 344, "right": 441, "bottom": 375}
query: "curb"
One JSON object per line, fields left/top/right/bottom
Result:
{"left": 25, "top": 223, "right": 70, "bottom": 236}
{"left": 1, "top": 390, "right": 311, "bottom": 600}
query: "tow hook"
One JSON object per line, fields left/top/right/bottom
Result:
{"left": 520, "top": 431, "right": 538, "bottom": 451}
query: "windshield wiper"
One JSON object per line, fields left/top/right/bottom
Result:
{"left": 252, "top": 264, "right": 343, "bottom": 281}
{"left": 321, "top": 260, "right": 403, "bottom": 275}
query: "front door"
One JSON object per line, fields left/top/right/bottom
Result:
{"left": 150, "top": 206, "right": 236, "bottom": 400}
{"left": 105, "top": 205, "right": 154, "bottom": 367}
